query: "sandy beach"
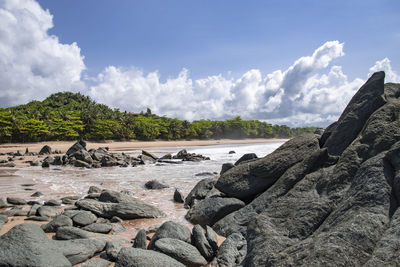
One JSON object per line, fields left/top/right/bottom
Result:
{"left": 0, "top": 138, "right": 288, "bottom": 154}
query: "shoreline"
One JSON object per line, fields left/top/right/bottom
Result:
{"left": 0, "top": 138, "right": 289, "bottom": 154}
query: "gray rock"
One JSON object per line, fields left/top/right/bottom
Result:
{"left": 75, "top": 198, "right": 165, "bottom": 219}
{"left": 186, "top": 197, "right": 245, "bottom": 226}
{"left": 6, "top": 196, "right": 26, "bottom": 205}
{"left": 322, "top": 71, "right": 386, "bottom": 156}
{"left": 88, "top": 185, "right": 102, "bottom": 194}
{"left": 41, "top": 215, "right": 73, "bottom": 233}
{"left": 55, "top": 238, "right": 106, "bottom": 265}
{"left": 173, "top": 189, "right": 185, "bottom": 203}
{"left": 72, "top": 210, "right": 97, "bottom": 226}
{"left": 0, "top": 214, "right": 8, "bottom": 224}
{"left": 184, "top": 178, "right": 217, "bottom": 208}
{"left": 142, "top": 150, "right": 158, "bottom": 160}
{"left": 217, "top": 233, "right": 247, "bottom": 267}
{"left": 141, "top": 154, "right": 157, "bottom": 164}
{"left": 192, "top": 224, "right": 214, "bottom": 261}
{"left": 82, "top": 223, "right": 112, "bottom": 234}
{"left": 25, "top": 216, "right": 50, "bottom": 221}
{"left": 55, "top": 226, "right": 94, "bottom": 240}
{"left": 133, "top": 229, "right": 147, "bottom": 249}
{"left": 145, "top": 179, "right": 169, "bottom": 189}
{"left": 106, "top": 240, "right": 124, "bottom": 261}
{"left": 115, "top": 247, "right": 185, "bottom": 267}
{"left": 37, "top": 206, "right": 61, "bottom": 218}
{"left": 1, "top": 207, "right": 28, "bottom": 216}
{"left": 66, "top": 141, "right": 86, "bottom": 157}
{"left": 160, "top": 153, "right": 172, "bottom": 159}
{"left": 148, "top": 221, "right": 191, "bottom": 249}
{"left": 98, "top": 189, "right": 136, "bottom": 203}
{"left": 220, "top": 163, "right": 234, "bottom": 175}
{"left": 111, "top": 223, "right": 126, "bottom": 234}
{"left": 62, "top": 209, "right": 81, "bottom": 218}
{"left": 31, "top": 191, "right": 43, "bottom": 197}
{"left": 81, "top": 257, "right": 112, "bottom": 267}
{"left": 205, "top": 226, "right": 219, "bottom": 253}
{"left": 74, "top": 159, "right": 91, "bottom": 168}
{"left": 44, "top": 199, "right": 61, "bottom": 206}
{"left": 0, "top": 223, "right": 72, "bottom": 266}
{"left": 0, "top": 198, "right": 7, "bottom": 208}
{"left": 39, "top": 145, "right": 52, "bottom": 155}
{"left": 71, "top": 149, "right": 93, "bottom": 164}
{"left": 234, "top": 153, "right": 258, "bottom": 165}
{"left": 215, "top": 133, "right": 320, "bottom": 200}
{"left": 154, "top": 238, "right": 208, "bottom": 267}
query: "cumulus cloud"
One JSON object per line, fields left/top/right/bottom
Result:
{"left": 89, "top": 40, "right": 366, "bottom": 126}
{"left": 0, "top": 0, "right": 85, "bottom": 107}
{"left": 369, "top": 58, "right": 400, "bottom": 83}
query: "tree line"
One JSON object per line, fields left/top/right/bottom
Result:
{"left": 0, "top": 92, "right": 317, "bottom": 143}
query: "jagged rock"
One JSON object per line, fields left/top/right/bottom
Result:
{"left": 184, "top": 178, "right": 217, "bottom": 208}
{"left": 39, "top": 145, "right": 52, "bottom": 155}
{"left": 133, "top": 229, "right": 147, "bottom": 249}
{"left": 41, "top": 215, "right": 73, "bottom": 233}
{"left": 0, "top": 223, "right": 72, "bottom": 266}
{"left": 82, "top": 223, "right": 113, "bottom": 234}
{"left": 154, "top": 238, "right": 208, "bottom": 267}
{"left": 7, "top": 197, "right": 26, "bottom": 205}
{"left": 215, "top": 133, "right": 320, "bottom": 200}
{"left": 321, "top": 71, "right": 386, "bottom": 155}
{"left": 186, "top": 197, "right": 245, "bottom": 226}
{"left": 192, "top": 224, "right": 214, "bottom": 261}
{"left": 148, "top": 221, "right": 191, "bottom": 249}
{"left": 216, "top": 233, "right": 247, "bottom": 267}
{"left": 173, "top": 189, "right": 185, "bottom": 203}
{"left": 145, "top": 179, "right": 169, "bottom": 189}
{"left": 72, "top": 211, "right": 97, "bottom": 226}
{"left": 234, "top": 153, "right": 258, "bottom": 165}
{"left": 115, "top": 247, "right": 185, "bottom": 267}
{"left": 66, "top": 140, "right": 86, "bottom": 156}
{"left": 75, "top": 198, "right": 165, "bottom": 219}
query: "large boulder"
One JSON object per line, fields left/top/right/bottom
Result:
{"left": 154, "top": 238, "right": 208, "bottom": 267}
{"left": 321, "top": 71, "right": 386, "bottom": 156}
{"left": 186, "top": 197, "right": 245, "bottom": 226}
{"left": 75, "top": 198, "right": 165, "bottom": 219}
{"left": 115, "top": 247, "right": 185, "bottom": 267}
{"left": 184, "top": 178, "right": 217, "bottom": 208}
{"left": 215, "top": 133, "right": 320, "bottom": 200}
{"left": 0, "top": 223, "right": 72, "bottom": 266}
{"left": 148, "top": 221, "right": 191, "bottom": 249}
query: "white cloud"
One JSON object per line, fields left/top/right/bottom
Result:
{"left": 0, "top": 0, "right": 85, "bottom": 107}
{"left": 369, "top": 58, "right": 400, "bottom": 83}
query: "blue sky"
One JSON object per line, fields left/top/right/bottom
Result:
{"left": 0, "top": 0, "right": 399, "bottom": 126}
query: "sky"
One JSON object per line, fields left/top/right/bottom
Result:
{"left": 0, "top": 0, "right": 399, "bottom": 126}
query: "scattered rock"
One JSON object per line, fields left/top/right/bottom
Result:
{"left": 39, "top": 145, "right": 52, "bottom": 155}
{"left": 184, "top": 178, "right": 217, "bottom": 208}
{"left": 142, "top": 150, "right": 158, "bottom": 160}
{"left": 72, "top": 211, "right": 97, "bottom": 227}
{"left": 105, "top": 240, "right": 124, "bottom": 261}
{"left": 41, "top": 215, "right": 73, "bottom": 233}
{"left": 173, "top": 189, "right": 185, "bottom": 203}
{"left": 154, "top": 238, "right": 208, "bottom": 267}
{"left": 88, "top": 185, "right": 102, "bottom": 194}
{"left": 229, "top": 150, "right": 236, "bottom": 154}
{"left": 115, "top": 247, "right": 185, "bottom": 267}
{"left": 160, "top": 153, "right": 172, "bottom": 159}
{"left": 234, "top": 153, "right": 258, "bottom": 165}
{"left": 31, "top": 191, "right": 43, "bottom": 197}
{"left": 6, "top": 197, "right": 26, "bottom": 205}
{"left": 56, "top": 238, "right": 106, "bottom": 265}
{"left": 82, "top": 223, "right": 113, "bottom": 234}
{"left": 148, "top": 221, "right": 192, "bottom": 249}
{"left": 145, "top": 180, "right": 169, "bottom": 189}
{"left": 36, "top": 206, "right": 61, "bottom": 218}
{"left": 195, "top": 172, "right": 215, "bottom": 177}
{"left": 81, "top": 257, "right": 112, "bottom": 267}
{"left": 0, "top": 198, "right": 7, "bottom": 208}
{"left": 44, "top": 199, "right": 61, "bottom": 206}
{"left": 25, "top": 216, "right": 50, "bottom": 222}
{"left": 133, "top": 229, "right": 147, "bottom": 249}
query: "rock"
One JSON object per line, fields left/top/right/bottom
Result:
{"left": 192, "top": 224, "right": 214, "bottom": 261}
{"left": 72, "top": 211, "right": 97, "bottom": 226}
{"left": 216, "top": 233, "right": 247, "bottom": 267}
{"left": 44, "top": 199, "right": 61, "bottom": 206}
{"left": 66, "top": 140, "right": 86, "bottom": 156}
{"left": 215, "top": 133, "right": 320, "bottom": 200}
{"left": 0, "top": 162, "right": 16, "bottom": 167}
{"left": 184, "top": 178, "right": 217, "bottom": 208}
{"left": 146, "top": 223, "right": 161, "bottom": 234}
{"left": 6, "top": 196, "right": 26, "bottom": 205}
{"left": 27, "top": 200, "right": 40, "bottom": 205}
{"left": 111, "top": 223, "right": 126, "bottom": 234}
{"left": 42, "top": 161, "right": 50, "bottom": 168}
{"left": 29, "top": 160, "right": 40, "bottom": 166}
{"left": 220, "top": 163, "right": 234, "bottom": 175}
{"left": 110, "top": 216, "right": 123, "bottom": 223}
{"left": 39, "top": 145, "right": 52, "bottom": 155}
{"left": 74, "top": 159, "right": 91, "bottom": 168}
{"left": 88, "top": 185, "right": 102, "bottom": 194}
{"left": 55, "top": 226, "right": 94, "bottom": 240}
{"left": 173, "top": 189, "right": 185, "bottom": 203}
{"left": 25, "top": 216, "right": 50, "bottom": 221}
{"left": 144, "top": 180, "right": 169, "bottom": 189}
{"left": 55, "top": 238, "right": 106, "bottom": 265}
{"left": 82, "top": 223, "right": 113, "bottom": 234}
{"left": 62, "top": 209, "right": 81, "bottom": 218}
{"left": 234, "top": 153, "right": 258, "bottom": 165}
{"left": 321, "top": 71, "right": 386, "bottom": 156}
{"left": 160, "top": 153, "right": 172, "bottom": 159}
{"left": 41, "top": 215, "right": 73, "bottom": 233}
{"left": 141, "top": 154, "right": 157, "bottom": 164}
{"left": 148, "top": 221, "right": 192, "bottom": 249}
{"left": 173, "top": 149, "right": 210, "bottom": 161}
{"left": 81, "top": 257, "right": 112, "bottom": 267}
{"left": 133, "top": 229, "right": 147, "bottom": 249}
{"left": 106, "top": 240, "right": 124, "bottom": 261}
{"left": 98, "top": 189, "right": 134, "bottom": 203}
{"left": 75, "top": 198, "right": 165, "bottom": 219}
{"left": 0, "top": 223, "right": 72, "bottom": 266}
{"left": 142, "top": 150, "right": 158, "bottom": 160}
{"left": 1, "top": 207, "right": 28, "bottom": 216}
{"left": 71, "top": 149, "right": 93, "bottom": 164}
{"left": 61, "top": 197, "right": 77, "bottom": 205}
{"left": 205, "top": 226, "right": 219, "bottom": 253}
{"left": 195, "top": 172, "right": 215, "bottom": 177}
{"left": 36, "top": 206, "right": 61, "bottom": 218}
{"left": 0, "top": 198, "right": 7, "bottom": 208}
{"left": 154, "top": 238, "right": 208, "bottom": 267}
{"left": 115, "top": 247, "right": 185, "bottom": 267}
{"left": 31, "top": 191, "right": 43, "bottom": 197}
{"left": 186, "top": 197, "right": 245, "bottom": 226}
{"left": 229, "top": 150, "right": 236, "bottom": 154}
{"left": 0, "top": 215, "right": 8, "bottom": 224}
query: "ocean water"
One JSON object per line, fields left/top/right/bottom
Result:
{"left": 0, "top": 141, "right": 284, "bottom": 228}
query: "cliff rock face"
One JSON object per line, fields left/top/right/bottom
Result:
{"left": 197, "top": 71, "right": 400, "bottom": 266}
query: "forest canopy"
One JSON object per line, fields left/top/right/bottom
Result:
{"left": 0, "top": 92, "right": 318, "bottom": 143}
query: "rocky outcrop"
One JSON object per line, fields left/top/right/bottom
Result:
{"left": 196, "top": 73, "right": 400, "bottom": 266}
